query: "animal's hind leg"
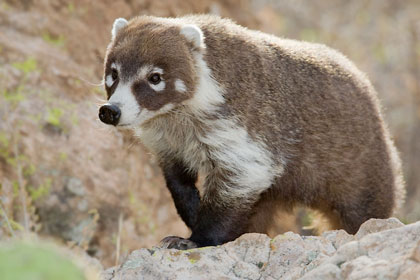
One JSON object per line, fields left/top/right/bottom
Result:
{"left": 314, "top": 201, "right": 366, "bottom": 234}
{"left": 312, "top": 207, "right": 344, "bottom": 233}
{"left": 247, "top": 198, "right": 279, "bottom": 234}
{"left": 319, "top": 197, "right": 391, "bottom": 235}
{"left": 247, "top": 192, "right": 298, "bottom": 236}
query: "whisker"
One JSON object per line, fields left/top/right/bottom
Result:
{"left": 93, "top": 96, "right": 108, "bottom": 107}
{"left": 127, "top": 139, "right": 137, "bottom": 150}
{"left": 77, "top": 76, "right": 105, "bottom": 87}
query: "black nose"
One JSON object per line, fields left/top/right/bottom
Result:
{"left": 99, "top": 104, "right": 121, "bottom": 126}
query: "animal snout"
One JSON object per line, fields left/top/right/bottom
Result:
{"left": 99, "top": 104, "right": 121, "bottom": 126}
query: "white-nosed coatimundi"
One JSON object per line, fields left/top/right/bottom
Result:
{"left": 98, "top": 15, "right": 405, "bottom": 250}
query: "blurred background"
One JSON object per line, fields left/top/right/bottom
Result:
{"left": 0, "top": 0, "right": 419, "bottom": 268}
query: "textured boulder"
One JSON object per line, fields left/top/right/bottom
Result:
{"left": 102, "top": 218, "right": 420, "bottom": 279}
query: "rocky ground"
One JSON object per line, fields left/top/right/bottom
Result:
{"left": 101, "top": 218, "right": 420, "bottom": 280}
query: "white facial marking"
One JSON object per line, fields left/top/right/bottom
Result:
{"left": 108, "top": 82, "right": 140, "bottom": 127}
{"left": 153, "top": 67, "right": 164, "bottom": 75}
{"left": 138, "top": 65, "right": 152, "bottom": 79}
{"left": 185, "top": 52, "right": 225, "bottom": 114}
{"left": 111, "top": 62, "right": 119, "bottom": 70}
{"left": 175, "top": 79, "right": 187, "bottom": 93}
{"left": 137, "top": 103, "right": 174, "bottom": 126}
{"left": 105, "top": 75, "right": 113, "bottom": 87}
{"left": 112, "top": 18, "right": 128, "bottom": 40}
{"left": 149, "top": 80, "right": 166, "bottom": 92}
{"left": 180, "top": 24, "right": 205, "bottom": 48}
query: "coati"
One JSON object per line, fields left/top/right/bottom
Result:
{"left": 98, "top": 15, "right": 405, "bottom": 249}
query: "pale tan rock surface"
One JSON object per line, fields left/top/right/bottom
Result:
{"left": 102, "top": 218, "right": 420, "bottom": 280}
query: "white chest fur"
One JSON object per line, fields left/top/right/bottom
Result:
{"left": 137, "top": 113, "right": 281, "bottom": 200}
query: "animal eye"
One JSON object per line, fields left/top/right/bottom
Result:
{"left": 111, "top": 68, "right": 118, "bottom": 80}
{"left": 149, "top": 73, "right": 161, "bottom": 85}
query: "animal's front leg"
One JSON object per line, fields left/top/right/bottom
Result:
{"left": 159, "top": 159, "right": 201, "bottom": 250}
{"left": 159, "top": 195, "right": 252, "bottom": 249}
{"left": 159, "top": 187, "right": 256, "bottom": 249}
{"left": 160, "top": 157, "right": 275, "bottom": 249}
{"left": 161, "top": 159, "right": 200, "bottom": 229}
{"left": 189, "top": 193, "right": 256, "bottom": 247}
{"left": 186, "top": 168, "right": 267, "bottom": 247}
{"left": 165, "top": 170, "right": 262, "bottom": 248}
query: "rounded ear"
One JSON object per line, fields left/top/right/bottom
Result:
{"left": 112, "top": 18, "right": 128, "bottom": 40}
{"left": 180, "top": 24, "right": 205, "bottom": 49}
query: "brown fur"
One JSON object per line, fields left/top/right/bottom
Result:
{"left": 103, "top": 15, "right": 405, "bottom": 242}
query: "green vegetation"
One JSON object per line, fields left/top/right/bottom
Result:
{"left": 0, "top": 132, "right": 10, "bottom": 159}
{"left": 0, "top": 241, "right": 87, "bottom": 280}
{"left": 28, "top": 178, "right": 52, "bottom": 201}
{"left": 46, "top": 107, "right": 64, "bottom": 127}
{"left": 301, "top": 211, "right": 313, "bottom": 228}
{"left": 2, "top": 85, "right": 25, "bottom": 106}
{"left": 67, "top": 2, "right": 75, "bottom": 13}
{"left": 59, "top": 152, "right": 68, "bottom": 161}
{"left": 0, "top": 2, "right": 10, "bottom": 11}
{"left": 42, "top": 32, "right": 66, "bottom": 48}
{"left": 12, "top": 57, "right": 37, "bottom": 74}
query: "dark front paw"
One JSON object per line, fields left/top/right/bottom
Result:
{"left": 159, "top": 236, "right": 198, "bottom": 250}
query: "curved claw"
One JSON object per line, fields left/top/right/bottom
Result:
{"left": 159, "top": 236, "right": 198, "bottom": 250}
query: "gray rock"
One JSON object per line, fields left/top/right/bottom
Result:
{"left": 102, "top": 218, "right": 420, "bottom": 280}
{"left": 66, "top": 177, "right": 86, "bottom": 196}
{"left": 354, "top": 217, "right": 404, "bottom": 239}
